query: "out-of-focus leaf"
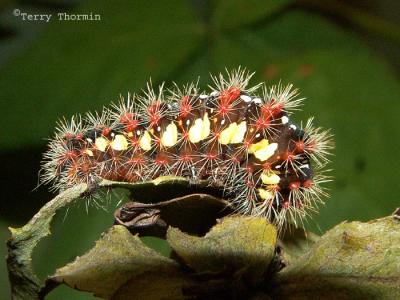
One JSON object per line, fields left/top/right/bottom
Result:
{"left": 0, "top": 0, "right": 204, "bottom": 149}
{"left": 167, "top": 216, "right": 277, "bottom": 281}
{"left": 212, "top": 0, "right": 293, "bottom": 30}
{"left": 271, "top": 216, "right": 400, "bottom": 299}
{"left": 176, "top": 11, "right": 400, "bottom": 231}
{"left": 297, "top": 0, "right": 400, "bottom": 43}
{"left": 47, "top": 225, "right": 191, "bottom": 299}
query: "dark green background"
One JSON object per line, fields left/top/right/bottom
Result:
{"left": 1, "top": 0, "right": 399, "bottom": 299}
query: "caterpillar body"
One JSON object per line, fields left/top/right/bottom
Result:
{"left": 41, "top": 69, "right": 333, "bottom": 230}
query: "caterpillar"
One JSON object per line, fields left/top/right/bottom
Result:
{"left": 41, "top": 68, "right": 333, "bottom": 230}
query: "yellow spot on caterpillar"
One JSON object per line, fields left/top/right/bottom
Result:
{"left": 258, "top": 188, "right": 274, "bottom": 200}
{"left": 84, "top": 149, "right": 94, "bottom": 156}
{"left": 201, "top": 113, "right": 210, "bottom": 139}
{"left": 248, "top": 139, "right": 278, "bottom": 161}
{"left": 218, "top": 121, "right": 247, "bottom": 145}
{"left": 231, "top": 121, "right": 247, "bottom": 144}
{"left": 188, "top": 113, "right": 210, "bottom": 143}
{"left": 219, "top": 122, "right": 237, "bottom": 145}
{"left": 110, "top": 134, "right": 129, "bottom": 151}
{"left": 128, "top": 132, "right": 133, "bottom": 137}
{"left": 188, "top": 118, "right": 203, "bottom": 143}
{"left": 161, "top": 122, "right": 178, "bottom": 147}
{"left": 95, "top": 137, "right": 109, "bottom": 152}
{"left": 139, "top": 131, "right": 152, "bottom": 151}
{"left": 261, "top": 171, "right": 280, "bottom": 185}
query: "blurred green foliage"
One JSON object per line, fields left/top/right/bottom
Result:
{"left": 1, "top": 0, "right": 400, "bottom": 299}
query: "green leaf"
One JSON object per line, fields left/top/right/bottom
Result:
{"left": 6, "top": 177, "right": 203, "bottom": 300}
{"left": 279, "top": 227, "right": 319, "bottom": 265}
{"left": 176, "top": 11, "right": 400, "bottom": 230}
{"left": 44, "top": 215, "right": 278, "bottom": 299}
{"left": 167, "top": 216, "right": 277, "bottom": 281}
{"left": 112, "top": 270, "right": 194, "bottom": 300}
{"left": 212, "top": 0, "right": 293, "bottom": 30}
{"left": 6, "top": 183, "right": 87, "bottom": 300}
{"left": 271, "top": 216, "right": 400, "bottom": 299}
{"left": 0, "top": 0, "right": 204, "bottom": 149}
{"left": 47, "top": 225, "right": 191, "bottom": 299}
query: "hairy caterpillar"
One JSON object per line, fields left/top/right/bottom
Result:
{"left": 41, "top": 69, "right": 333, "bottom": 230}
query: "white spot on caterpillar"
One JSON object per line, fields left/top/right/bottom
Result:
{"left": 281, "top": 116, "right": 289, "bottom": 124}
{"left": 210, "top": 91, "right": 219, "bottom": 97}
{"left": 157, "top": 126, "right": 161, "bottom": 132}
{"left": 290, "top": 124, "right": 297, "bottom": 130}
{"left": 253, "top": 98, "right": 262, "bottom": 104}
{"left": 139, "top": 131, "right": 152, "bottom": 151}
{"left": 111, "top": 134, "right": 129, "bottom": 151}
{"left": 136, "top": 130, "right": 141, "bottom": 136}
{"left": 186, "top": 119, "right": 190, "bottom": 126}
{"left": 86, "top": 138, "right": 93, "bottom": 143}
{"left": 161, "top": 122, "right": 178, "bottom": 147}
{"left": 221, "top": 119, "right": 226, "bottom": 125}
{"left": 199, "top": 94, "right": 208, "bottom": 99}
{"left": 240, "top": 95, "right": 252, "bottom": 102}
{"left": 95, "top": 137, "right": 108, "bottom": 152}
{"left": 255, "top": 133, "right": 261, "bottom": 138}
